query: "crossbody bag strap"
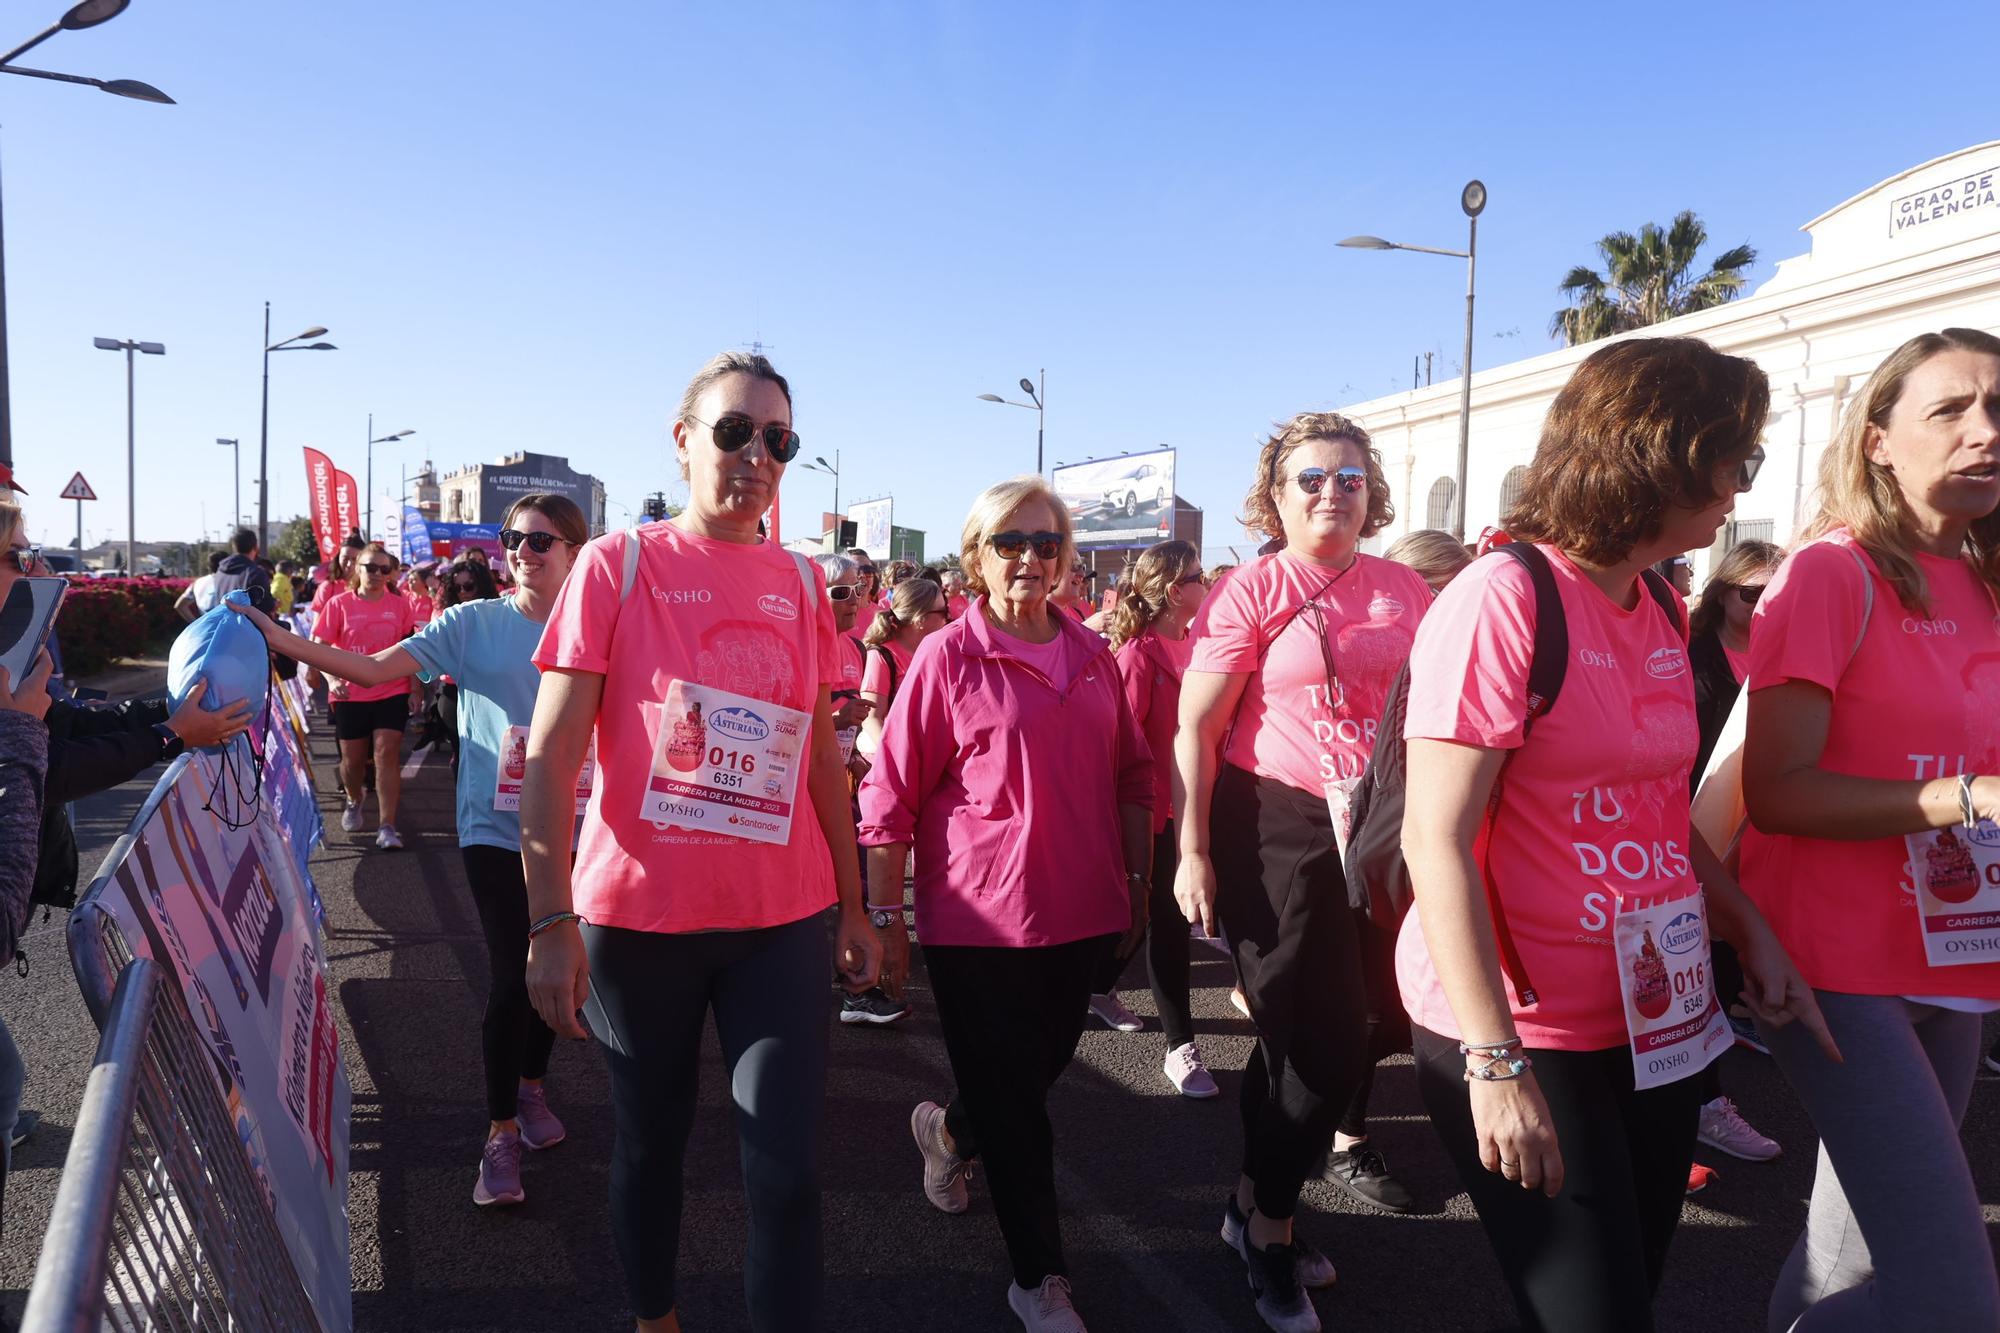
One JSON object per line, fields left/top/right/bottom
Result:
{"left": 619, "top": 527, "right": 642, "bottom": 604}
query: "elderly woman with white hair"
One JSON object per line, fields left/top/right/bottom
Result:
{"left": 858, "top": 476, "right": 1153, "bottom": 1333}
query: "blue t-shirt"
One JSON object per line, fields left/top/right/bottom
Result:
{"left": 401, "top": 596, "right": 546, "bottom": 852}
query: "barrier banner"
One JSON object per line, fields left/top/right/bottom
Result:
{"left": 259, "top": 695, "right": 326, "bottom": 924}
{"left": 302, "top": 448, "right": 340, "bottom": 563}
{"left": 77, "top": 750, "right": 353, "bottom": 1332}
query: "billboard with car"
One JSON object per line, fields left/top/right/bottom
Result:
{"left": 1051, "top": 448, "right": 1176, "bottom": 549}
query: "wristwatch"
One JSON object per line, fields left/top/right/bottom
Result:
{"left": 868, "top": 905, "right": 905, "bottom": 930}
{"left": 152, "top": 721, "right": 186, "bottom": 763}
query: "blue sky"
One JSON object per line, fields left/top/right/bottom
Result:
{"left": 2, "top": 0, "right": 1988, "bottom": 556}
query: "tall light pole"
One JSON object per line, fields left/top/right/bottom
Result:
{"left": 1339, "top": 179, "right": 1487, "bottom": 540}
{"left": 365, "top": 416, "right": 414, "bottom": 539}
{"left": 216, "top": 437, "right": 240, "bottom": 532}
{"left": 977, "top": 369, "right": 1045, "bottom": 474}
{"left": 257, "top": 305, "right": 336, "bottom": 552}
{"left": 93, "top": 335, "right": 163, "bottom": 574}
{"left": 800, "top": 451, "right": 841, "bottom": 540}
{"left": 0, "top": 0, "right": 173, "bottom": 476}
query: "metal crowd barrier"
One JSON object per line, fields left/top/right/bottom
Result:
{"left": 22, "top": 925, "right": 326, "bottom": 1332}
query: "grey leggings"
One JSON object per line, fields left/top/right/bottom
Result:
{"left": 1761, "top": 992, "right": 1998, "bottom": 1333}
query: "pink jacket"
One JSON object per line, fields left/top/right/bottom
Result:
{"left": 1115, "top": 630, "right": 1191, "bottom": 836}
{"left": 857, "top": 597, "right": 1155, "bottom": 948}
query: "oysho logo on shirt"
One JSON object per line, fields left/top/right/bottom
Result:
{"left": 651, "top": 587, "right": 714, "bottom": 605}
{"left": 1645, "top": 646, "right": 1689, "bottom": 679}
{"left": 1368, "top": 595, "right": 1406, "bottom": 619}
{"left": 758, "top": 593, "right": 799, "bottom": 621}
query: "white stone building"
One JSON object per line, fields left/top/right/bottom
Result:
{"left": 1348, "top": 141, "right": 2000, "bottom": 575}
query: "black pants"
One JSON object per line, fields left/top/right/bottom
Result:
{"left": 929, "top": 934, "right": 1112, "bottom": 1290}
{"left": 1090, "top": 823, "right": 1194, "bottom": 1050}
{"left": 583, "top": 913, "right": 830, "bottom": 1330}
{"left": 460, "top": 845, "right": 557, "bottom": 1121}
{"left": 1338, "top": 904, "right": 1411, "bottom": 1139}
{"left": 1211, "top": 764, "right": 1370, "bottom": 1220}
{"left": 1413, "top": 1025, "right": 1703, "bottom": 1333}
{"left": 1698, "top": 939, "right": 1744, "bottom": 1103}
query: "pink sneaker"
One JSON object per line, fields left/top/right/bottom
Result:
{"left": 516, "top": 1081, "right": 565, "bottom": 1150}
{"left": 473, "top": 1129, "right": 525, "bottom": 1206}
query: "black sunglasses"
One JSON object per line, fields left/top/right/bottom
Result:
{"left": 362, "top": 561, "right": 397, "bottom": 576}
{"left": 1735, "top": 584, "right": 1765, "bottom": 605}
{"left": 6, "top": 545, "right": 40, "bottom": 572}
{"left": 499, "top": 528, "right": 575, "bottom": 554}
{"left": 1174, "top": 573, "right": 1205, "bottom": 588}
{"left": 1737, "top": 447, "right": 1765, "bottom": 490}
{"left": 1296, "top": 466, "right": 1366, "bottom": 496}
{"left": 988, "top": 530, "right": 1064, "bottom": 561}
{"left": 688, "top": 413, "right": 801, "bottom": 463}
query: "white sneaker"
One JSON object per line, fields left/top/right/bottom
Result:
{"left": 1697, "top": 1096, "right": 1780, "bottom": 1161}
{"left": 1088, "top": 991, "right": 1143, "bottom": 1032}
{"left": 1164, "top": 1042, "right": 1220, "bottom": 1098}
{"left": 374, "top": 824, "right": 404, "bottom": 851}
{"left": 341, "top": 801, "right": 365, "bottom": 833}
{"left": 1229, "top": 987, "right": 1252, "bottom": 1020}
{"left": 910, "top": 1101, "right": 971, "bottom": 1214}
{"left": 1007, "top": 1275, "right": 1088, "bottom": 1332}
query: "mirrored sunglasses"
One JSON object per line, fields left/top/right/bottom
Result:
{"left": 1297, "top": 466, "right": 1366, "bottom": 496}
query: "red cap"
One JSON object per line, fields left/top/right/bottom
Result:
{"left": 0, "top": 462, "right": 26, "bottom": 495}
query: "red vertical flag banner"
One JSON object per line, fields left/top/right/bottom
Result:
{"left": 332, "top": 470, "right": 360, "bottom": 547}
{"left": 302, "top": 447, "right": 339, "bottom": 563}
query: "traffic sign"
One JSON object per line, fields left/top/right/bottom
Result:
{"left": 59, "top": 472, "right": 97, "bottom": 501}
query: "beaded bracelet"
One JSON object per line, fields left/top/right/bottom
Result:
{"left": 1960, "top": 773, "right": 1979, "bottom": 831}
{"left": 1465, "top": 1052, "right": 1534, "bottom": 1082}
{"left": 528, "top": 911, "right": 586, "bottom": 939}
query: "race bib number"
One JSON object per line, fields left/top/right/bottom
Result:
{"left": 1616, "top": 888, "right": 1731, "bottom": 1090}
{"left": 640, "top": 680, "right": 808, "bottom": 846}
{"left": 493, "top": 724, "right": 594, "bottom": 815}
{"left": 1905, "top": 822, "right": 2000, "bottom": 966}
{"left": 836, "top": 725, "right": 858, "bottom": 766}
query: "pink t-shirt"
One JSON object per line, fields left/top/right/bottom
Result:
{"left": 1117, "top": 629, "right": 1193, "bottom": 834}
{"left": 836, "top": 635, "right": 866, "bottom": 692}
{"left": 1394, "top": 546, "right": 1699, "bottom": 1051}
{"left": 1741, "top": 532, "right": 2000, "bottom": 1000}
{"left": 946, "top": 592, "right": 969, "bottom": 621}
{"left": 860, "top": 639, "right": 915, "bottom": 705}
{"left": 1187, "top": 550, "right": 1433, "bottom": 796}
{"left": 1721, "top": 640, "right": 1748, "bottom": 682}
{"left": 534, "top": 524, "right": 843, "bottom": 934}
{"left": 314, "top": 590, "right": 419, "bottom": 702}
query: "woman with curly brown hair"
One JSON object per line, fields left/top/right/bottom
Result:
{"left": 1175, "top": 411, "right": 1433, "bottom": 1332}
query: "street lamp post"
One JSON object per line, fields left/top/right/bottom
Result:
{"left": 365, "top": 415, "right": 415, "bottom": 539}
{"left": 977, "top": 369, "right": 1046, "bottom": 474}
{"left": 800, "top": 451, "right": 841, "bottom": 539}
{"left": 0, "top": 1, "right": 172, "bottom": 476}
{"left": 1339, "top": 180, "right": 1487, "bottom": 540}
{"left": 256, "top": 303, "right": 336, "bottom": 552}
{"left": 216, "top": 437, "right": 240, "bottom": 532}
{"left": 93, "top": 335, "right": 163, "bottom": 574}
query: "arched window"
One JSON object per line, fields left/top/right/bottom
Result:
{"left": 1499, "top": 466, "right": 1531, "bottom": 519}
{"left": 1425, "top": 477, "right": 1456, "bottom": 530}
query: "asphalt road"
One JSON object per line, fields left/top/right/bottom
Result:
{"left": 5, "top": 668, "right": 2000, "bottom": 1332}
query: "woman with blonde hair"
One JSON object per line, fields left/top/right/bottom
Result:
{"left": 1742, "top": 326, "right": 2000, "bottom": 1331}
{"left": 856, "top": 576, "right": 946, "bottom": 762}
{"left": 1086, "top": 540, "right": 1216, "bottom": 1096}
{"left": 1384, "top": 529, "right": 1473, "bottom": 593}
{"left": 861, "top": 475, "right": 1152, "bottom": 1332}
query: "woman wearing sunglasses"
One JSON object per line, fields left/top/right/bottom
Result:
{"left": 859, "top": 477, "right": 1152, "bottom": 1333}
{"left": 1400, "top": 339, "right": 1828, "bottom": 1333}
{"left": 1173, "top": 412, "right": 1432, "bottom": 1332}
{"left": 305, "top": 541, "right": 421, "bottom": 849}
{"left": 1741, "top": 328, "right": 2000, "bottom": 1332}
{"left": 231, "top": 495, "right": 590, "bottom": 1206}
{"left": 521, "top": 352, "right": 878, "bottom": 1333}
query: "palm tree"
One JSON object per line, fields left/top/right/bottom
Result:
{"left": 1551, "top": 211, "right": 1756, "bottom": 346}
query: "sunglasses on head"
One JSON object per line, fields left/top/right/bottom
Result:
{"left": 1735, "top": 584, "right": 1765, "bottom": 605}
{"left": 499, "top": 528, "right": 573, "bottom": 554}
{"left": 1296, "top": 466, "right": 1366, "bottom": 496}
{"left": 362, "top": 561, "right": 397, "bottom": 576}
{"left": 988, "top": 530, "right": 1064, "bottom": 561}
{"left": 688, "top": 413, "right": 801, "bottom": 463}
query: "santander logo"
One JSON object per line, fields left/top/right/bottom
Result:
{"left": 1646, "top": 646, "right": 1689, "bottom": 679}
{"left": 758, "top": 594, "right": 798, "bottom": 621}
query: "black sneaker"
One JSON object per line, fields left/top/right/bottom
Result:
{"left": 840, "top": 987, "right": 911, "bottom": 1026}
{"left": 8, "top": 1110, "right": 37, "bottom": 1149}
{"left": 1242, "top": 1237, "right": 1322, "bottom": 1333}
{"left": 1321, "top": 1144, "right": 1415, "bottom": 1214}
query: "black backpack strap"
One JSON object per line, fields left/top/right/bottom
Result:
{"left": 872, "top": 644, "right": 900, "bottom": 705}
{"left": 1639, "top": 567, "right": 1688, "bottom": 642}
{"left": 1478, "top": 544, "right": 1571, "bottom": 1007}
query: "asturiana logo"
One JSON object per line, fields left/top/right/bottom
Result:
{"left": 710, "top": 707, "right": 771, "bottom": 742}
{"left": 758, "top": 594, "right": 799, "bottom": 621}
{"left": 1660, "top": 911, "right": 1704, "bottom": 955}
{"left": 1646, "top": 646, "right": 1688, "bottom": 679}
{"left": 1368, "top": 595, "right": 1406, "bottom": 619}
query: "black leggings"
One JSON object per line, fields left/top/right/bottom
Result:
{"left": 1211, "top": 765, "right": 1370, "bottom": 1220}
{"left": 459, "top": 844, "right": 556, "bottom": 1121}
{"left": 1091, "top": 823, "right": 1194, "bottom": 1050}
{"left": 931, "top": 934, "right": 1110, "bottom": 1290}
{"left": 1338, "top": 905, "right": 1411, "bottom": 1139}
{"left": 582, "top": 913, "right": 830, "bottom": 1330}
{"left": 1413, "top": 1025, "right": 1703, "bottom": 1333}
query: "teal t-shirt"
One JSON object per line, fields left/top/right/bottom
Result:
{"left": 401, "top": 596, "right": 547, "bottom": 852}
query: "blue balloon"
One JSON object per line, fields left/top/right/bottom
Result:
{"left": 166, "top": 590, "right": 268, "bottom": 750}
